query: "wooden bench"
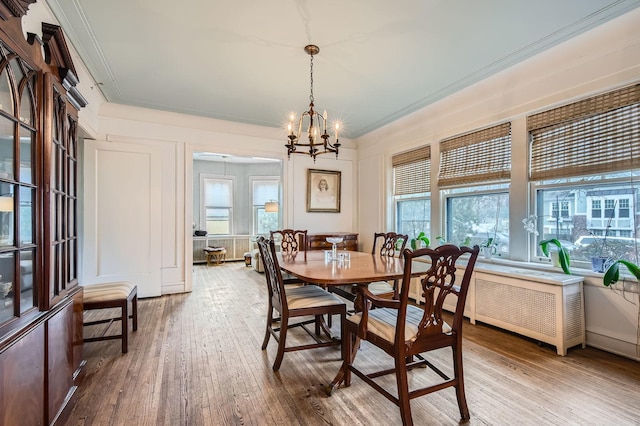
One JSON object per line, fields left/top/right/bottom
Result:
{"left": 204, "top": 247, "right": 226, "bottom": 265}
{"left": 83, "top": 282, "right": 138, "bottom": 353}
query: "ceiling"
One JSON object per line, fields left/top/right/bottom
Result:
{"left": 46, "top": 0, "right": 640, "bottom": 139}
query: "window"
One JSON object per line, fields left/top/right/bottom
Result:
{"left": 393, "top": 146, "right": 430, "bottom": 240}
{"left": 439, "top": 123, "right": 511, "bottom": 254}
{"left": 252, "top": 178, "right": 280, "bottom": 235}
{"left": 202, "top": 176, "right": 233, "bottom": 235}
{"left": 529, "top": 84, "right": 640, "bottom": 266}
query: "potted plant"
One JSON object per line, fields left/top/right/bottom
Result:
{"left": 539, "top": 238, "right": 571, "bottom": 274}
{"left": 480, "top": 237, "right": 497, "bottom": 259}
{"left": 410, "top": 232, "right": 430, "bottom": 250}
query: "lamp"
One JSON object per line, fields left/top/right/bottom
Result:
{"left": 264, "top": 200, "right": 279, "bottom": 213}
{"left": 285, "top": 45, "right": 341, "bottom": 162}
{"left": 0, "top": 195, "right": 13, "bottom": 212}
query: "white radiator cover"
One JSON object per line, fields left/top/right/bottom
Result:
{"left": 474, "top": 271, "right": 584, "bottom": 355}
{"left": 192, "top": 235, "right": 251, "bottom": 262}
{"left": 409, "top": 263, "right": 585, "bottom": 356}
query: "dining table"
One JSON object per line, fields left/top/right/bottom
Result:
{"left": 277, "top": 250, "right": 431, "bottom": 394}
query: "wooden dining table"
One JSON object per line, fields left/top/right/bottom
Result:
{"left": 277, "top": 250, "right": 430, "bottom": 394}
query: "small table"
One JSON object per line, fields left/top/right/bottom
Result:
{"left": 204, "top": 247, "right": 226, "bottom": 265}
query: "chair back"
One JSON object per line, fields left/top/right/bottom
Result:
{"left": 257, "top": 237, "right": 287, "bottom": 313}
{"left": 398, "top": 244, "right": 479, "bottom": 346}
{"left": 372, "top": 232, "right": 408, "bottom": 258}
{"left": 270, "top": 229, "right": 307, "bottom": 254}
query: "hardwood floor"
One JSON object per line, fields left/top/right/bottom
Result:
{"left": 63, "top": 262, "right": 640, "bottom": 426}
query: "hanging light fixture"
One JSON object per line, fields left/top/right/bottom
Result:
{"left": 264, "top": 200, "right": 279, "bottom": 213}
{"left": 285, "top": 45, "right": 341, "bottom": 161}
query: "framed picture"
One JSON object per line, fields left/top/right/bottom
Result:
{"left": 307, "top": 169, "right": 341, "bottom": 212}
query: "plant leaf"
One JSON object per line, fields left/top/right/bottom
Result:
{"left": 558, "top": 248, "right": 571, "bottom": 275}
{"left": 603, "top": 262, "right": 620, "bottom": 287}
{"left": 604, "top": 260, "right": 640, "bottom": 286}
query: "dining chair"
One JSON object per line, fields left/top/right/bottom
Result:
{"left": 343, "top": 244, "right": 479, "bottom": 426}
{"left": 257, "top": 237, "right": 347, "bottom": 371}
{"left": 270, "top": 229, "right": 308, "bottom": 284}
{"left": 330, "top": 232, "right": 408, "bottom": 301}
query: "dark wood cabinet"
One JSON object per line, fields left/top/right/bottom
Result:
{"left": 307, "top": 233, "right": 359, "bottom": 251}
{"left": 0, "top": 3, "right": 86, "bottom": 425}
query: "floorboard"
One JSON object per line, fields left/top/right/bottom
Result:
{"left": 62, "top": 262, "right": 640, "bottom": 426}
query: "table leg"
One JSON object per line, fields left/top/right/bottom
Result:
{"left": 326, "top": 334, "right": 360, "bottom": 396}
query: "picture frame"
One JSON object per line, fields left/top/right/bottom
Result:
{"left": 307, "top": 169, "right": 341, "bottom": 213}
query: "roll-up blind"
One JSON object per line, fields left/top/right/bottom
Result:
{"left": 392, "top": 145, "right": 430, "bottom": 196}
{"left": 438, "top": 122, "right": 511, "bottom": 188}
{"left": 252, "top": 180, "right": 279, "bottom": 206}
{"left": 528, "top": 84, "right": 640, "bottom": 181}
{"left": 204, "top": 178, "right": 233, "bottom": 207}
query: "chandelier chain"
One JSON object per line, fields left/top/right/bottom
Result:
{"left": 309, "top": 54, "right": 314, "bottom": 104}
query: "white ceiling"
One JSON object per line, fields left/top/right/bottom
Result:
{"left": 46, "top": 0, "right": 640, "bottom": 139}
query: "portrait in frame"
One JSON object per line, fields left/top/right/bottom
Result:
{"left": 307, "top": 169, "right": 341, "bottom": 212}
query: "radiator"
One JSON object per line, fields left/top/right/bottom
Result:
{"left": 474, "top": 269, "right": 584, "bottom": 355}
{"left": 408, "top": 264, "right": 585, "bottom": 356}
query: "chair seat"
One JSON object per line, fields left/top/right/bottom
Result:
{"left": 347, "top": 304, "right": 452, "bottom": 344}
{"left": 83, "top": 281, "right": 136, "bottom": 304}
{"left": 286, "top": 285, "right": 346, "bottom": 310}
{"left": 334, "top": 280, "right": 394, "bottom": 297}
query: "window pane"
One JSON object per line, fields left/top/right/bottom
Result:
{"left": 0, "top": 187, "right": 13, "bottom": 247}
{"left": 256, "top": 207, "right": 278, "bottom": 235}
{"left": 0, "top": 252, "right": 15, "bottom": 323}
{"left": 396, "top": 198, "right": 430, "bottom": 240}
{"left": 204, "top": 178, "right": 232, "bottom": 207}
{"left": 448, "top": 192, "right": 510, "bottom": 254}
{"left": 535, "top": 182, "right": 639, "bottom": 264}
{"left": 206, "top": 207, "right": 230, "bottom": 234}
{"left": 252, "top": 180, "right": 279, "bottom": 205}
{"left": 0, "top": 65, "right": 14, "bottom": 116}
{"left": 19, "top": 249, "right": 34, "bottom": 314}
{"left": 19, "top": 186, "right": 33, "bottom": 245}
{"left": 0, "top": 115, "right": 14, "bottom": 180}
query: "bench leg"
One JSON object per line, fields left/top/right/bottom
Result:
{"left": 132, "top": 295, "right": 138, "bottom": 332}
{"left": 122, "top": 301, "right": 129, "bottom": 353}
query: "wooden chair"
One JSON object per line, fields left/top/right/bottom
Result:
{"left": 343, "top": 244, "right": 479, "bottom": 425}
{"left": 270, "top": 229, "right": 308, "bottom": 284}
{"left": 331, "top": 232, "right": 408, "bottom": 301}
{"left": 257, "top": 237, "right": 347, "bottom": 371}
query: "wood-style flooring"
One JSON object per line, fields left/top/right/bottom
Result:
{"left": 62, "top": 262, "right": 640, "bottom": 426}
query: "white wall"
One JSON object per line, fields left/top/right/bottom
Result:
{"left": 355, "top": 8, "right": 640, "bottom": 360}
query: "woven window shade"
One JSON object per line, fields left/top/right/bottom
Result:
{"left": 438, "top": 122, "right": 511, "bottom": 188}
{"left": 529, "top": 84, "right": 640, "bottom": 181}
{"left": 392, "top": 145, "right": 430, "bottom": 196}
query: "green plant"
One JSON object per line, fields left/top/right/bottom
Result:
{"left": 603, "top": 260, "right": 640, "bottom": 287}
{"left": 410, "top": 232, "right": 430, "bottom": 250}
{"left": 539, "top": 238, "right": 571, "bottom": 275}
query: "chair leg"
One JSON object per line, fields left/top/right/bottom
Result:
{"left": 121, "top": 301, "right": 129, "bottom": 353}
{"left": 273, "top": 315, "right": 288, "bottom": 371}
{"left": 453, "top": 344, "right": 470, "bottom": 420}
{"left": 344, "top": 328, "right": 353, "bottom": 387}
{"left": 314, "top": 314, "right": 322, "bottom": 336}
{"left": 262, "top": 304, "right": 274, "bottom": 350}
{"left": 396, "top": 356, "right": 413, "bottom": 426}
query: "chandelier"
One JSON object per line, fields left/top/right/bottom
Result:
{"left": 285, "top": 45, "right": 341, "bottom": 161}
